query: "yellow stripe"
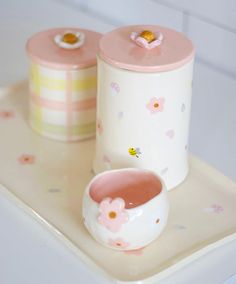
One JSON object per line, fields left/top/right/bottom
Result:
{"left": 72, "top": 76, "right": 97, "bottom": 91}
{"left": 32, "top": 75, "right": 97, "bottom": 92}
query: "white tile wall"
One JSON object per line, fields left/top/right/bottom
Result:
{"left": 87, "top": 0, "right": 183, "bottom": 31}
{"left": 59, "top": 0, "right": 236, "bottom": 77}
{"left": 190, "top": 61, "right": 236, "bottom": 181}
{"left": 187, "top": 16, "right": 236, "bottom": 76}
{"left": 155, "top": 0, "right": 236, "bottom": 32}
{"left": 59, "top": 0, "right": 184, "bottom": 31}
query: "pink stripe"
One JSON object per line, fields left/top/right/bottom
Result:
{"left": 66, "top": 71, "right": 73, "bottom": 140}
{"left": 31, "top": 93, "right": 96, "bottom": 111}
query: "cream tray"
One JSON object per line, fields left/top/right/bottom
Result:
{"left": 0, "top": 83, "right": 236, "bottom": 283}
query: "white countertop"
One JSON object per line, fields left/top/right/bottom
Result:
{"left": 0, "top": 0, "right": 235, "bottom": 283}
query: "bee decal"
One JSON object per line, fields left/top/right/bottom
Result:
{"left": 128, "top": 147, "right": 141, "bottom": 158}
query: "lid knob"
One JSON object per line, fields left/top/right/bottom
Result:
{"left": 54, "top": 30, "right": 85, "bottom": 49}
{"left": 130, "top": 30, "right": 163, "bottom": 50}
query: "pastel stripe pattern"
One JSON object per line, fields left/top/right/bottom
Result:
{"left": 29, "top": 63, "right": 97, "bottom": 142}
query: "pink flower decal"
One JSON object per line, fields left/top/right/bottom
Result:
{"left": 102, "top": 154, "right": 111, "bottom": 170}
{"left": 110, "top": 82, "right": 120, "bottom": 94}
{"left": 166, "top": 129, "right": 175, "bottom": 139}
{"left": 130, "top": 30, "right": 163, "bottom": 50}
{"left": 97, "top": 119, "right": 103, "bottom": 135}
{"left": 98, "top": 197, "right": 129, "bottom": 232}
{"left": 108, "top": 238, "right": 130, "bottom": 249}
{"left": 18, "top": 154, "right": 35, "bottom": 165}
{"left": 124, "top": 247, "right": 144, "bottom": 256}
{"left": 204, "top": 204, "right": 224, "bottom": 214}
{"left": 146, "top": 97, "right": 165, "bottom": 114}
{"left": 0, "top": 110, "right": 14, "bottom": 119}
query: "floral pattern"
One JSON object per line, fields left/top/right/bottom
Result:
{"left": 118, "top": 111, "right": 124, "bottom": 119}
{"left": 110, "top": 82, "right": 120, "bottom": 94}
{"left": 102, "top": 154, "right": 111, "bottom": 169}
{"left": 97, "top": 119, "right": 103, "bottom": 135}
{"left": 204, "top": 204, "right": 224, "bottom": 214}
{"left": 98, "top": 197, "right": 129, "bottom": 232}
{"left": 0, "top": 110, "right": 14, "bottom": 119}
{"left": 18, "top": 154, "right": 35, "bottom": 165}
{"left": 130, "top": 30, "right": 163, "bottom": 50}
{"left": 181, "top": 103, "right": 186, "bottom": 112}
{"left": 146, "top": 97, "right": 165, "bottom": 114}
{"left": 166, "top": 129, "right": 175, "bottom": 139}
{"left": 54, "top": 31, "right": 85, "bottom": 49}
{"left": 174, "top": 224, "right": 187, "bottom": 230}
{"left": 108, "top": 238, "right": 130, "bottom": 249}
{"left": 124, "top": 247, "right": 143, "bottom": 256}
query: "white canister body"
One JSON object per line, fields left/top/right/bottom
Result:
{"left": 93, "top": 57, "right": 194, "bottom": 190}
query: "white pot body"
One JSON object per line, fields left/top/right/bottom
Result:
{"left": 29, "top": 62, "right": 97, "bottom": 142}
{"left": 93, "top": 56, "right": 194, "bottom": 190}
{"left": 82, "top": 169, "right": 169, "bottom": 251}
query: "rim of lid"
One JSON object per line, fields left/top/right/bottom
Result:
{"left": 26, "top": 27, "right": 102, "bottom": 70}
{"left": 99, "top": 25, "right": 195, "bottom": 73}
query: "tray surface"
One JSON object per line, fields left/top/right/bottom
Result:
{"left": 0, "top": 83, "right": 236, "bottom": 283}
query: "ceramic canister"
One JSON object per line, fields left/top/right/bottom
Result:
{"left": 93, "top": 25, "right": 195, "bottom": 190}
{"left": 26, "top": 28, "right": 101, "bottom": 142}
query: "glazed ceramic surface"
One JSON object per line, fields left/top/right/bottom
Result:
{"left": 93, "top": 57, "right": 194, "bottom": 190}
{"left": 93, "top": 25, "right": 195, "bottom": 190}
{"left": 26, "top": 28, "right": 101, "bottom": 142}
{"left": 0, "top": 84, "right": 236, "bottom": 283}
{"left": 83, "top": 169, "right": 169, "bottom": 250}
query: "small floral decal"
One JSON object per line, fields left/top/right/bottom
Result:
{"left": 118, "top": 111, "right": 124, "bottom": 119}
{"left": 128, "top": 147, "right": 141, "bottom": 158}
{"left": 0, "top": 110, "right": 14, "bottom": 119}
{"left": 166, "top": 129, "right": 175, "bottom": 139}
{"left": 204, "top": 204, "right": 224, "bottom": 214}
{"left": 102, "top": 154, "right": 111, "bottom": 164}
{"left": 97, "top": 119, "right": 103, "bottom": 135}
{"left": 160, "top": 167, "right": 168, "bottom": 175}
{"left": 102, "top": 154, "right": 111, "bottom": 169}
{"left": 108, "top": 238, "right": 130, "bottom": 249}
{"left": 54, "top": 31, "right": 85, "bottom": 49}
{"left": 48, "top": 188, "right": 61, "bottom": 193}
{"left": 146, "top": 97, "right": 165, "bottom": 114}
{"left": 124, "top": 247, "right": 143, "bottom": 256}
{"left": 174, "top": 224, "right": 187, "bottom": 230}
{"left": 110, "top": 82, "right": 120, "bottom": 95}
{"left": 130, "top": 30, "right": 163, "bottom": 50}
{"left": 98, "top": 197, "right": 129, "bottom": 232}
{"left": 18, "top": 154, "right": 35, "bottom": 165}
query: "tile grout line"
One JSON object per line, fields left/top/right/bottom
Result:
{"left": 195, "top": 56, "right": 236, "bottom": 80}
{"left": 54, "top": 0, "right": 236, "bottom": 80}
{"left": 153, "top": 0, "right": 236, "bottom": 34}
{"left": 54, "top": 0, "right": 119, "bottom": 27}
{"left": 182, "top": 11, "right": 189, "bottom": 34}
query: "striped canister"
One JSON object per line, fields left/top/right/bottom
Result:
{"left": 26, "top": 28, "right": 101, "bottom": 142}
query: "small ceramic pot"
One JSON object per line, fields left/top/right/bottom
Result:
{"left": 82, "top": 168, "right": 169, "bottom": 251}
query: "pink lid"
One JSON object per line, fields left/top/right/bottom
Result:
{"left": 99, "top": 25, "right": 195, "bottom": 72}
{"left": 26, "top": 28, "right": 102, "bottom": 70}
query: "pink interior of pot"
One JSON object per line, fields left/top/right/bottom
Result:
{"left": 89, "top": 169, "right": 162, "bottom": 209}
